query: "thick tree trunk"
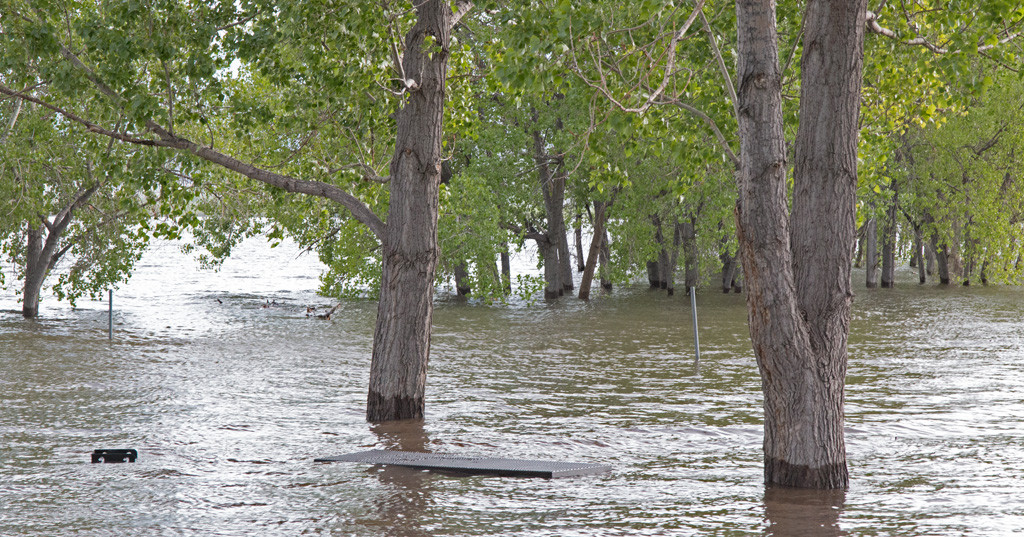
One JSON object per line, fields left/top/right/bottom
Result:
{"left": 646, "top": 260, "right": 660, "bottom": 288}
{"left": 932, "top": 238, "right": 951, "bottom": 284}
{"left": 22, "top": 225, "right": 46, "bottom": 318}
{"left": 538, "top": 239, "right": 561, "bottom": 299}
{"left": 533, "top": 130, "right": 571, "bottom": 296}
{"left": 736, "top": 0, "right": 864, "bottom": 489}
{"left": 367, "top": 1, "right": 452, "bottom": 422}
{"left": 880, "top": 228, "right": 895, "bottom": 287}
{"left": 864, "top": 216, "right": 878, "bottom": 288}
{"left": 453, "top": 262, "right": 471, "bottom": 297}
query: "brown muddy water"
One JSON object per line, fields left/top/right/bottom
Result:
{"left": 2, "top": 238, "right": 1024, "bottom": 536}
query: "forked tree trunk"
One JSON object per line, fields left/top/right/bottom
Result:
{"left": 367, "top": 1, "right": 452, "bottom": 422}
{"left": 533, "top": 130, "right": 571, "bottom": 296}
{"left": 736, "top": 0, "right": 865, "bottom": 489}
{"left": 579, "top": 200, "right": 609, "bottom": 300}
{"left": 21, "top": 183, "right": 99, "bottom": 319}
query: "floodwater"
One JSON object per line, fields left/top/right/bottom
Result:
{"left": 2, "top": 238, "right": 1024, "bottom": 536}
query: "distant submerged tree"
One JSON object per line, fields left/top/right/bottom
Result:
{"left": 0, "top": 95, "right": 182, "bottom": 318}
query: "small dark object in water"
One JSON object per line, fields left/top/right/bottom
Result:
{"left": 91, "top": 449, "right": 137, "bottom": 463}
{"left": 314, "top": 449, "right": 611, "bottom": 478}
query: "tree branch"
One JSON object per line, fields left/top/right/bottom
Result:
{"left": 0, "top": 82, "right": 387, "bottom": 242}
{"left": 570, "top": 0, "right": 706, "bottom": 116}
{"left": 145, "top": 121, "right": 387, "bottom": 240}
{"left": 866, "top": 10, "right": 1022, "bottom": 54}
{"left": 698, "top": 8, "right": 738, "bottom": 121}
{"left": 0, "top": 84, "right": 157, "bottom": 145}
{"left": 660, "top": 98, "right": 740, "bottom": 168}
{"left": 451, "top": 1, "right": 474, "bottom": 28}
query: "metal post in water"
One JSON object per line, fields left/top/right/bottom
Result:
{"left": 108, "top": 289, "right": 113, "bottom": 340}
{"left": 690, "top": 286, "right": 700, "bottom": 364}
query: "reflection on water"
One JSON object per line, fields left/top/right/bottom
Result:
{"left": 764, "top": 488, "right": 846, "bottom": 537}
{"left": 3, "top": 238, "right": 1024, "bottom": 535}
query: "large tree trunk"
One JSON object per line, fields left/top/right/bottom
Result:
{"left": 22, "top": 225, "right": 46, "bottom": 318}
{"left": 539, "top": 239, "right": 561, "bottom": 299}
{"left": 533, "top": 130, "right": 571, "bottom": 297}
{"left": 736, "top": 0, "right": 865, "bottom": 489}
{"left": 367, "top": 1, "right": 452, "bottom": 422}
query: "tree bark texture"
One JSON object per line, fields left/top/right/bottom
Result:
{"left": 533, "top": 130, "right": 571, "bottom": 297}
{"left": 367, "top": 1, "right": 451, "bottom": 422}
{"left": 720, "top": 249, "right": 739, "bottom": 293}
{"left": 736, "top": 0, "right": 865, "bottom": 489}
{"left": 22, "top": 225, "right": 45, "bottom": 318}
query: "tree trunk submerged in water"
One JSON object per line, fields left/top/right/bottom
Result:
{"left": 22, "top": 225, "right": 45, "bottom": 318}
{"left": 735, "top": 0, "right": 865, "bottom": 489}
{"left": 367, "top": 1, "right": 452, "bottom": 422}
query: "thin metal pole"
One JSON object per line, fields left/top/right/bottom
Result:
{"left": 690, "top": 286, "right": 700, "bottom": 364}
{"left": 108, "top": 289, "right": 113, "bottom": 340}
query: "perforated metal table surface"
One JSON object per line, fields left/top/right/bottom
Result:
{"left": 314, "top": 449, "right": 612, "bottom": 478}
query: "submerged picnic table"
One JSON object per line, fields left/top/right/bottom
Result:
{"left": 315, "top": 449, "right": 612, "bottom": 478}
